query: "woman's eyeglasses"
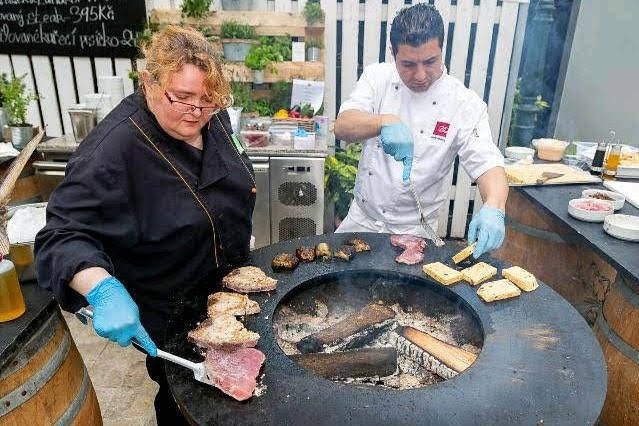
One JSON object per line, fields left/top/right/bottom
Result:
{"left": 164, "top": 92, "right": 221, "bottom": 116}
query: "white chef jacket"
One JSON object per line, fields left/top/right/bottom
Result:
{"left": 336, "top": 63, "right": 504, "bottom": 235}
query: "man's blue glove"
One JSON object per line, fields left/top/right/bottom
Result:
{"left": 380, "top": 123, "right": 414, "bottom": 181}
{"left": 85, "top": 276, "right": 158, "bottom": 356}
{"left": 467, "top": 206, "right": 506, "bottom": 259}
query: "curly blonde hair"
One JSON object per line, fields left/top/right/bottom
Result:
{"left": 141, "top": 25, "right": 232, "bottom": 108}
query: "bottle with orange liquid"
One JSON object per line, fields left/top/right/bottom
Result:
{"left": 603, "top": 143, "right": 622, "bottom": 180}
{"left": 0, "top": 257, "right": 26, "bottom": 322}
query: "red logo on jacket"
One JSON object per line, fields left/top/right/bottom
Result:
{"left": 433, "top": 121, "right": 450, "bottom": 138}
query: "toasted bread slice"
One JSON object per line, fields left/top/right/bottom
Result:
{"left": 452, "top": 243, "right": 477, "bottom": 264}
{"left": 423, "top": 262, "right": 463, "bottom": 286}
{"left": 461, "top": 262, "right": 497, "bottom": 286}
{"left": 222, "top": 266, "right": 277, "bottom": 293}
{"left": 502, "top": 266, "right": 539, "bottom": 292}
{"left": 477, "top": 279, "right": 521, "bottom": 302}
{"left": 188, "top": 315, "right": 260, "bottom": 349}
{"left": 207, "top": 292, "right": 261, "bottom": 318}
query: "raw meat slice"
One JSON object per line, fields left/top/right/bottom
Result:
{"left": 205, "top": 347, "right": 266, "bottom": 401}
{"left": 390, "top": 234, "right": 426, "bottom": 249}
{"left": 390, "top": 235, "right": 427, "bottom": 265}
{"left": 396, "top": 248, "right": 424, "bottom": 265}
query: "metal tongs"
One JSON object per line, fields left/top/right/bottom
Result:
{"left": 75, "top": 307, "right": 214, "bottom": 386}
{"left": 407, "top": 180, "right": 445, "bottom": 247}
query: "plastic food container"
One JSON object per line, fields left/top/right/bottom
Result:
{"left": 604, "top": 214, "right": 639, "bottom": 242}
{"left": 568, "top": 198, "right": 614, "bottom": 222}
{"left": 505, "top": 146, "right": 535, "bottom": 160}
{"left": 240, "top": 130, "right": 269, "bottom": 147}
{"left": 581, "top": 189, "right": 625, "bottom": 211}
{"left": 532, "top": 138, "right": 569, "bottom": 161}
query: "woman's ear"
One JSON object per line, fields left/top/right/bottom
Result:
{"left": 140, "top": 70, "right": 154, "bottom": 94}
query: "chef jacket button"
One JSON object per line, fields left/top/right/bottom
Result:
{"left": 432, "top": 101, "right": 437, "bottom": 105}
{"left": 382, "top": 209, "right": 386, "bottom": 214}
{"left": 395, "top": 85, "right": 399, "bottom": 90}
{"left": 369, "top": 171, "right": 373, "bottom": 175}
{"left": 420, "top": 130, "right": 424, "bottom": 134}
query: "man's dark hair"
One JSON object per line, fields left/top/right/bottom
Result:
{"left": 390, "top": 3, "right": 444, "bottom": 55}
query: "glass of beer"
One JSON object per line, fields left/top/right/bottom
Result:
{"left": 0, "top": 258, "right": 26, "bottom": 322}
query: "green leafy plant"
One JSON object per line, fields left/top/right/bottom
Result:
{"left": 136, "top": 21, "right": 159, "bottom": 51}
{"left": 0, "top": 74, "right": 38, "bottom": 126}
{"left": 507, "top": 78, "right": 551, "bottom": 146}
{"left": 198, "top": 25, "right": 219, "bottom": 43}
{"left": 304, "top": 0, "right": 324, "bottom": 25}
{"left": 259, "top": 36, "right": 292, "bottom": 61}
{"left": 270, "top": 81, "right": 292, "bottom": 111}
{"left": 231, "top": 81, "right": 253, "bottom": 111}
{"left": 324, "top": 143, "right": 362, "bottom": 221}
{"left": 181, "top": 0, "right": 212, "bottom": 19}
{"left": 245, "top": 44, "right": 285, "bottom": 71}
{"left": 221, "top": 20, "right": 257, "bottom": 40}
{"left": 251, "top": 98, "right": 274, "bottom": 116}
{"left": 0, "top": 73, "right": 9, "bottom": 107}
{"left": 305, "top": 37, "right": 323, "bottom": 49}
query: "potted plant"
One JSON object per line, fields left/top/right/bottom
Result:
{"left": 0, "top": 73, "right": 9, "bottom": 142}
{"left": 181, "top": 0, "right": 212, "bottom": 19}
{"left": 303, "top": 0, "right": 324, "bottom": 25}
{"left": 0, "top": 75, "right": 38, "bottom": 150}
{"left": 245, "top": 43, "right": 284, "bottom": 84}
{"left": 305, "top": 37, "right": 323, "bottom": 62}
{"left": 222, "top": 0, "right": 253, "bottom": 11}
{"left": 221, "top": 21, "right": 257, "bottom": 62}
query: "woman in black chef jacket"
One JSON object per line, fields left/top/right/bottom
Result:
{"left": 35, "top": 25, "right": 255, "bottom": 424}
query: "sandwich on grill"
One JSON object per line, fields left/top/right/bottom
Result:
{"left": 207, "top": 292, "right": 261, "bottom": 318}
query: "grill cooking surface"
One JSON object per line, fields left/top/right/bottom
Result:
{"left": 165, "top": 233, "right": 606, "bottom": 426}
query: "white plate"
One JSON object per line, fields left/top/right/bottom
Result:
{"left": 582, "top": 189, "right": 625, "bottom": 210}
{"left": 604, "top": 214, "right": 639, "bottom": 242}
{"left": 568, "top": 198, "right": 614, "bottom": 222}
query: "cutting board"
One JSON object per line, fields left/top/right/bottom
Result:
{"left": 505, "top": 163, "right": 601, "bottom": 186}
{"left": 603, "top": 181, "right": 639, "bottom": 209}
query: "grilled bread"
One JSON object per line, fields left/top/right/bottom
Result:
{"left": 423, "top": 262, "right": 463, "bottom": 285}
{"left": 272, "top": 253, "right": 300, "bottom": 272}
{"left": 452, "top": 243, "right": 477, "bottom": 264}
{"left": 188, "top": 315, "right": 260, "bottom": 349}
{"left": 316, "top": 243, "right": 332, "bottom": 261}
{"left": 348, "top": 238, "right": 371, "bottom": 252}
{"left": 222, "top": 266, "right": 277, "bottom": 293}
{"left": 477, "top": 279, "right": 521, "bottom": 302}
{"left": 502, "top": 266, "right": 539, "bottom": 292}
{"left": 461, "top": 262, "right": 497, "bottom": 286}
{"left": 335, "top": 245, "right": 356, "bottom": 261}
{"left": 207, "top": 292, "right": 261, "bottom": 318}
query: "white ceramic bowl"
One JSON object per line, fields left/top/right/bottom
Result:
{"left": 505, "top": 146, "right": 535, "bottom": 160}
{"left": 582, "top": 189, "right": 625, "bottom": 211}
{"left": 604, "top": 214, "right": 639, "bottom": 242}
{"left": 568, "top": 198, "right": 614, "bottom": 222}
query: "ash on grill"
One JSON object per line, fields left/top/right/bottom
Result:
{"left": 273, "top": 277, "right": 481, "bottom": 390}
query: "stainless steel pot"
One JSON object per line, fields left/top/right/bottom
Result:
{"left": 10, "top": 125, "right": 34, "bottom": 150}
{"left": 68, "top": 108, "right": 97, "bottom": 142}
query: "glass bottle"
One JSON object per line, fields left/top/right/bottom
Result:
{"left": 591, "top": 130, "right": 615, "bottom": 175}
{"left": 603, "top": 144, "right": 622, "bottom": 180}
{"left": 0, "top": 258, "right": 26, "bottom": 322}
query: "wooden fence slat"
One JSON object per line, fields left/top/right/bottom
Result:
{"left": 0, "top": 55, "right": 12, "bottom": 77}
{"left": 321, "top": 0, "right": 337, "bottom": 121}
{"left": 254, "top": 0, "right": 268, "bottom": 11}
{"left": 31, "top": 56, "right": 63, "bottom": 137}
{"left": 434, "top": 0, "right": 451, "bottom": 56}
{"left": 274, "top": 0, "right": 291, "bottom": 12}
{"left": 52, "top": 57, "right": 77, "bottom": 135}
{"left": 94, "top": 58, "right": 113, "bottom": 81}
{"left": 363, "top": 0, "right": 383, "bottom": 67}
{"left": 385, "top": 0, "right": 405, "bottom": 62}
{"left": 340, "top": 0, "right": 360, "bottom": 106}
{"left": 297, "top": 0, "right": 307, "bottom": 14}
{"left": 115, "top": 59, "right": 135, "bottom": 96}
{"left": 73, "top": 58, "right": 95, "bottom": 98}
{"left": 10, "top": 55, "right": 41, "bottom": 128}
{"left": 437, "top": 167, "right": 455, "bottom": 237}
{"left": 469, "top": 0, "right": 498, "bottom": 97}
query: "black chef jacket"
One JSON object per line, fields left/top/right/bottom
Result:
{"left": 34, "top": 91, "right": 255, "bottom": 343}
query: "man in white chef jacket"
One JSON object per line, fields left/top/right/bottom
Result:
{"left": 334, "top": 3, "right": 508, "bottom": 259}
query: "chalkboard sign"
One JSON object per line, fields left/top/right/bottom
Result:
{"left": 0, "top": 1, "right": 146, "bottom": 57}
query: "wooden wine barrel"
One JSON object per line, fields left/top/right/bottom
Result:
{"left": 594, "top": 274, "right": 639, "bottom": 425}
{"left": 0, "top": 308, "right": 102, "bottom": 425}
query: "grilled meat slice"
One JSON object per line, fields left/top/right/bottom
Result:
{"left": 316, "top": 242, "right": 332, "bottom": 261}
{"left": 348, "top": 238, "right": 371, "bottom": 252}
{"left": 188, "top": 315, "right": 260, "bottom": 350}
{"left": 334, "top": 245, "right": 355, "bottom": 261}
{"left": 272, "top": 252, "right": 300, "bottom": 272}
{"left": 222, "top": 266, "right": 277, "bottom": 293}
{"left": 295, "top": 246, "right": 316, "bottom": 262}
{"left": 205, "top": 347, "right": 266, "bottom": 401}
{"left": 207, "top": 292, "right": 261, "bottom": 318}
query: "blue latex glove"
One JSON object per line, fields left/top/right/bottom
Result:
{"left": 380, "top": 123, "right": 414, "bottom": 181}
{"left": 85, "top": 276, "right": 158, "bottom": 356}
{"left": 467, "top": 206, "right": 506, "bottom": 259}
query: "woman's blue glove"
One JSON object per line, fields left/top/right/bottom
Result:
{"left": 467, "top": 206, "right": 506, "bottom": 259}
{"left": 85, "top": 276, "right": 158, "bottom": 356}
{"left": 380, "top": 123, "right": 414, "bottom": 181}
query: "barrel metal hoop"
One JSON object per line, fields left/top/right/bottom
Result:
{"left": 0, "top": 331, "right": 71, "bottom": 417}
{"left": 505, "top": 217, "right": 566, "bottom": 244}
{"left": 0, "top": 313, "right": 61, "bottom": 380}
{"left": 614, "top": 274, "right": 639, "bottom": 306}
{"left": 54, "top": 365, "right": 89, "bottom": 426}
{"left": 596, "top": 314, "right": 639, "bottom": 364}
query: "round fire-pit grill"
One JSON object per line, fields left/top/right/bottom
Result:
{"left": 165, "top": 233, "right": 607, "bottom": 425}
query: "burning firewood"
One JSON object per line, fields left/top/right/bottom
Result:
{"left": 297, "top": 303, "right": 396, "bottom": 353}
{"left": 290, "top": 347, "right": 397, "bottom": 378}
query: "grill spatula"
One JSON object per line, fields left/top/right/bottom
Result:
{"left": 75, "top": 307, "right": 214, "bottom": 387}
{"left": 407, "top": 180, "right": 445, "bottom": 247}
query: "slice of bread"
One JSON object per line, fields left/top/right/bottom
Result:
{"left": 477, "top": 279, "right": 521, "bottom": 302}
{"left": 222, "top": 266, "right": 277, "bottom": 293}
{"left": 423, "top": 262, "right": 463, "bottom": 285}
{"left": 188, "top": 315, "right": 260, "bottom": 349}
{"left": 452, "top": 243, "right": 477, "bottom": 264}
{"left": 502, "top": 266, "right": 539, "bottom": 292}
{"left": 461, "top": 262, "right": 497, "bottom": 286}
{"left": 207, "top": 292, "right": 261, "bottom": 318}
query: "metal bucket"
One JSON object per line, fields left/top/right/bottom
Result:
{"left": 221, "top": 0, "right": 254, "bottom": 10}
{"left": 0, "top": 108, "right": 8, "bottom": 141}
{"left": 10, "top": 125, "right": 34, "bottom": 150}
{"left": 68, "top": 108, "right": 97, "bottom": 142}
{"left": 222, "top": 40, "right": 256, "bottom": 62}
{"left": 253, "top": 69, "right": 265, "bottom": 84}
{"left": 306, "top": 47, "right": 321, "bottom": 62}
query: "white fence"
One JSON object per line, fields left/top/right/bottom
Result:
{"left": 0, "top": 0, "right": 529, "bottom": 238}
